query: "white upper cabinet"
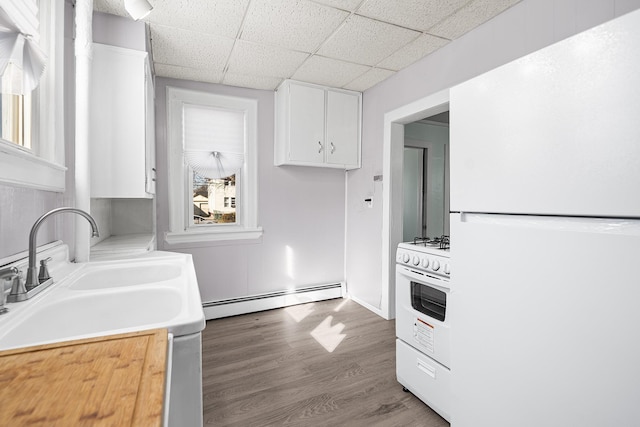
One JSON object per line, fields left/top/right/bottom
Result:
{"left": 275, "top": 80, "right": 361, "bottom": 169}
{"left": 90, "top": 43, "right": 156, "bottom": 198}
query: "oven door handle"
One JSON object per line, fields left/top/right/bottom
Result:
{"left": 397, "top": 265, "right": 450, "bottom": 291}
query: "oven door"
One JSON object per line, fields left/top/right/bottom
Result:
{"left": 396, "top": 264, "right": 450, "bottom": 368}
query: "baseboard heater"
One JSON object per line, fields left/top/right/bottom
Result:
{"left": 202, "top": 283, "right": 343, "bottom": 320}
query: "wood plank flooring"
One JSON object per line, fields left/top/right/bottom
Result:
{"left": 202, "top": 298, "right": 449, "bottom": 427}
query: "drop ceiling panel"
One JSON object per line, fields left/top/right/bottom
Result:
{"left": 317, "top": 14, "right": 420, "bottom": 66}
{"left": 145, "top": 0, "right": 250, "bottom": 39}
{"left": 241, "top": 0, "right": 349, "bottom": 53}
{"left": 358, "top": 0, "right": 472, "bottom": 32}
{"left": 93, "top": 0, "right": 523, "bottom": 92}
{"left": 93, "top": 1, "right": 126, "bottom": 16}
{"left": 310, "top": 0, "right": 365, "bottom": 12}
{"left": 151, "top": 25, "right": 235, "bottom": 72}
{"left": 377, "top": 33, "right": 450, "bottom": 70}
{"left": 155, "top": 63, "right": 223, "bottom": 84}
{"left": 291, "top": 55, "right": 370, "bottom": 87}
{"left": 222, "top": 73, "right": 284, "bottom": 90}
{"left": 226, "top": 40, "right": 310, "bottom": 78}
{"left": 343, "top": 67, "right": 395, "bottom": 91}
{"left": 428, "top": 0, "right": 521, "bottom": 40}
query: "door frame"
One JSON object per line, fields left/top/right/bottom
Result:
{"left": 380, "top": 89, "right": 449, "bottom": 319}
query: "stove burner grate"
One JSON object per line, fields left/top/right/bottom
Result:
{"left": 412, "top": 235, "right": 450, "bottom": 250}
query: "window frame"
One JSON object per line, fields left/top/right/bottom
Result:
{"left": 0, "top": 0, "right": 66, "bottom": 192}
{"left": 165, "top": 86, "right": 262, "bottom": 244}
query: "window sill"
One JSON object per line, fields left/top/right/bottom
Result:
{"left": 0, "top": 142, "right": 66, "bottom": 191}
{"left": 164, "top": 227, "right": 263, "bottom": 245}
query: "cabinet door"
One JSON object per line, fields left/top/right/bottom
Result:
{"left": 288, "top": 83, "right": 325, "bottom": 164}
{"left": 144, "top": 62, "right": 156, "bottom": 195}
{"left": 90, "top": 44, "right": 149, "bottom": 198}
{"left": 326, "top": 90, "right": 359, "bottom": 167}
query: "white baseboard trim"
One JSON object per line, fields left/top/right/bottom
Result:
{"left": 203, "top": 283, "right": 344, "bottom": 320}
{"left": 348, "top": 294, "right": 389, "bottom": 319}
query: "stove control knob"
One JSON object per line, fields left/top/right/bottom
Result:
{"left": 444, "top": 264, "right": 451, "bottom": 275}
{"left": 402, "top": 253, "right": 410, "bottom": 264}
{"left": 412, "top": 256, "right": 420, "bottom": 266}
{"left": 432, "top": 260, "right": 440, "bottom": 271}
{"left": 421, "top": 258, "right": 429, "bottom": 268}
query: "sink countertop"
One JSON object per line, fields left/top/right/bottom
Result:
{"left": 0, "top": 248, "right": 205, "bottom": 351}
{"left": 0, "top": 329, "right": 168, "bottom": 426}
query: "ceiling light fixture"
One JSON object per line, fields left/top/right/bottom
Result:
{"left": 124, "top": 0, "right": 153, "bottom": 21}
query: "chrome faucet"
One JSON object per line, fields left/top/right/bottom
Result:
{"left": 25, "top": 207, "right": 99, "bottom": 291}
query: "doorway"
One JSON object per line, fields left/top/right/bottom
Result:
{"left": 380, "top": 89, "right": 450, "bottom": 319}
{"left": 402, "top": 112, "right": 450, "bottom": 242}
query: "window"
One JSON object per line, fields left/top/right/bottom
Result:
{"left": 166, "top": 86, "right": 261, "bottom": 243}
{"left": 0, "top": 0, "right": 66, "bottom": 191}
{"left": 0, "top": 91, "right": 31, "bottom": 147}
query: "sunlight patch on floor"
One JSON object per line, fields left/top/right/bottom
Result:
{"left": 310, "top": 315, "right": 346, "bottom": 353}
{"left": 333, "top": 297, "right": 349, "bottom": 312}
{"left": 284, "top": 303, "right": 315, "bottom": 323}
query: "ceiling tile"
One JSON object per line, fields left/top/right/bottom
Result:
{"left": 226, "top": 40, "right": 310, "bottom": 78}
{"left": 377, "top": 34, "right": 449, "bottom": 70}
{"left": 317, "top": 14, "right": 419, "bottom": 66}
{"left": 428, "top": 0, "right": 521, "bottom": 40}
{"left": 95, "top": 0, "right": 250, "bottom": 39}
{"left": 150, "top": 25, "right": 235, "bottom": 72}
{"left": 241, "top": 0, "right": 349, "bottom": 53}
{"left": 310, "top": 0, "right": 364, "bottom": 12}
{"left": 357, "top": 0, "right": 471, "bottom": 32}
{"left": 155, "top": 64, "right": 223, "bottom": 84}
{"left": 291, "top": 55, "right": 370, "bottom": 87}
{"left": 222, "top": 73, "right": 284, "bottom": 91}
{"left": 93, "top": 0, "right": 126, "bottom": 16}
{"left": 147, "top": 0, "right": 250, "bottom": 39}
{"left": 343, "top": 67, "right": 394, "bottom": 91}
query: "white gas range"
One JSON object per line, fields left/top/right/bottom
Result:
{"left": 395, "top": 236, "right": 452, "bottom": 422}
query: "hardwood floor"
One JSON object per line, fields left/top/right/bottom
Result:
{"left": 202, "top": 298, "right": 449, "bottom": 427}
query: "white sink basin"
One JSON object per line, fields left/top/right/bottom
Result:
{"left": 69, "top": 263, "right": 182, "bottom": 290}
{"left": 0, "top": 250, "right": 205, "bottom": 351}
{"left": 0, "top": 288, "right": 182, "bottom": 349}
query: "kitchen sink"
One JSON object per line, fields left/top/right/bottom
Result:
{"left": 0, "top": 288, "right": 182, "bottom": 349}
{"left": 0, "top": 249, "right": 205, "bottom": 351}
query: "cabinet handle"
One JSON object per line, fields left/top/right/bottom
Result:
{"left": 318, "top": 141, "right": 323, "bottom": 153}
{"left": 330, "top": 142, "right": 335, "bottom": 154}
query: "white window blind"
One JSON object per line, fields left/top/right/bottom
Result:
{"left": 183, "top": 103, "right": 245, "bottom": 179}
{"left": 0, "top": 0, "right": 46, "bottom": 95}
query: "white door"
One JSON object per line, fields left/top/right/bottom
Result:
{"left": 326, "top": 90, "right": 359, "bottom": 166}
{"left": 288, "top": 83, "right": 325, "bottom": 164}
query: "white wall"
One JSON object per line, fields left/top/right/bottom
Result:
{"left": 345, "top": 0, "right": 640, "bottom": 314}
{"left": 154, "top": 78, "right": 346, "bottom": 303}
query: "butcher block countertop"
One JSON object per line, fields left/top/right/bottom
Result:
{"left": 0, "top": 329, "right": 168, "bottom": 426}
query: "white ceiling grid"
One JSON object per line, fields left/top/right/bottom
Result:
{"left": 93, "top": 0, "right": 521, "bottom": 91}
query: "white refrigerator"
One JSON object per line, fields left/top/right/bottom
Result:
{"left": 449, "top": 8, "right": 640, "bottom": 427}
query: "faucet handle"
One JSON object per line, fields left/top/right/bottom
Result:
{"left": 38, "top": 257, "right": 52, "bottom": 283}
{"left": 1, "top": 267, "right": 23, "bottom": 308}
